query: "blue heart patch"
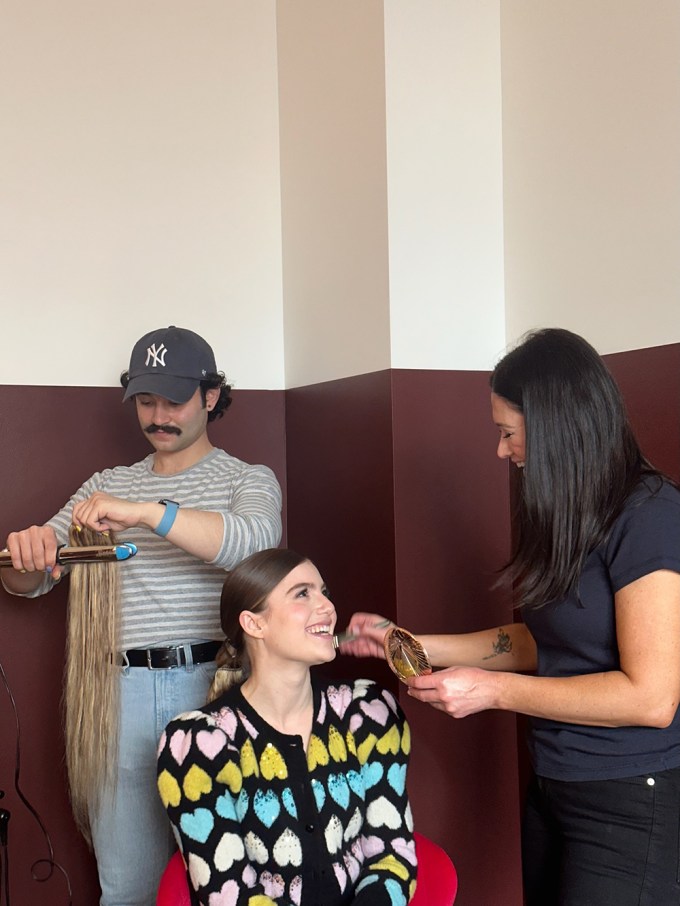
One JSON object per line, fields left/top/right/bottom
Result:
{"left": 281, "top": 787, "right": 297, "bottom": 819}
{"left": 347, "top": 770, "right": 365, "bottom": 800}
{"left": 253, "top": 789, "right": 281, "bottom": 828}
{"left": 361, "top": 761, "right": 384, "bottom": 790}
{"left": 215, "top": 792, "right": 237, "bottom": 821}
{"left": 180, "top": 807, "right": 214, "bottom": 844}
{"left": 328, "top": 773, "right": 350, "bottom": 810}
{"left": 387, "top": 763, "right": 406, "bottom": 796}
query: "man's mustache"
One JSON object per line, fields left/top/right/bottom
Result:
{"left": 145, "top": 424, "right": 182, "bottom": 436}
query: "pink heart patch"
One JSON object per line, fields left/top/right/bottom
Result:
{"left": 349, "top": 714, "right": 364, "bottom": 734}
{"left": 213, "top": 706, "right": 238, "bottom": 739}
{"left": 169, "top": 729, "right": 192, "bottom": 766}
{"left": 360, "top": 698, "right": 389, "bottom": 726}
{"left": 327, "top": 685, "right": 352, "bottom": 719}
{"left": 196, "top": 729, "right": 227, "bottom": 760}
{"left": 260, "top": 870, "right": 285, "bottom": 898}
{"left": 207, "top": 879, "right": 239, "bottom": 906}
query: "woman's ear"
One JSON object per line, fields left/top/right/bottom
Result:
{"left": 239, "top": 610, "right": 265, "bottom": 639}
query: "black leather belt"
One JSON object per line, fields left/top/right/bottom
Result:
{"left": 122, "top": 640, "right": 220, "bottom": 669}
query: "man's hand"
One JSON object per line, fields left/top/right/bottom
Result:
{"left": 4, "top": 524, "right": 62, "bottom": 586}
{"left": 71, "top": 492, "right": 157, "bottom": 534}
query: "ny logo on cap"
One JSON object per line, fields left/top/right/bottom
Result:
{"left": 145, "top": 343, "right": 167, "bottom": 368}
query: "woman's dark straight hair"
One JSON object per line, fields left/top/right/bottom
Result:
{"left": 491, "top": 328, "right": 662, "bottom": 608}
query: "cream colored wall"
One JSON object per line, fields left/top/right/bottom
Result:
{"left": 501, "top": 0, "right": 680, "bottom": 354}
{"left": 1, "top": 0, "right": 284, "bottom": 389}
{"left": 385, "top": 0, "right": 506, "bottom": 371}
{"left": 277, "top": 0, "right": 392, "bottom": 388}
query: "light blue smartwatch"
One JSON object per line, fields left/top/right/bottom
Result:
{"left": 154, "top": 499, "right": 179, "bottom": 537}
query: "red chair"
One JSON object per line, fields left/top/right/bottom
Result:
{"left": 157, "top": 830, "right": 457, "bottom": 905}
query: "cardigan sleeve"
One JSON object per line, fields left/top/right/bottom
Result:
{"left": 348, "top": 681, "right": 417, "bottom": 906}
{"left": 157, "top": 711, "right": 283, "bottom": 906}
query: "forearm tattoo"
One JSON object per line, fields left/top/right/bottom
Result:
{"left": 482, "top": 627, "right": 512, "bottom": 660}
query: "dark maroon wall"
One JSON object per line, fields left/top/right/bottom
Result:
{"left": 0, "top": 386, "right": 286, "bottom": 906}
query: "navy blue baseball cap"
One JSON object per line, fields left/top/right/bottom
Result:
{"left": 123, "top": 326, "right": 217, "bottom": 403}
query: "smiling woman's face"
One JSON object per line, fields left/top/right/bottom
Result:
{"left": 491, "top": 392, "right": 526, "bottom": 468}
{"left": 245, "top": 560, "right": 337, "bottom": 668}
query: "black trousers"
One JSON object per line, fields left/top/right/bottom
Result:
{"left": 522, "top": 767, "right": 680, "bottom": 906}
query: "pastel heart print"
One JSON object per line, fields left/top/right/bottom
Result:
{"left": 260, "top": 743, "right": 288, "bottom": 781}
{"left": 382, "top": 688, "right": 399, "bottom": 715}
{"left": 357, "top": 733, "right": 377, "bottom": 764}
{"left": 385, "top": 877, "right": 408, "bottom": 906}
{"left": 366, "top": 796, "right": 402, "bottom": 830}
{"left": 196, "top": 729, "right": 227, "bottom": 760}
{"left": 360, "top": 697, "right": 389, "bottom": 726}
{"left": 259, "top": 871, "right": 285, "bottom": 899}
{"left": 327, "top": 684, "right": 352, "bottom": 718}
{"left": 213, "top": 706, "right": 238, "bottom": 739}
{"left": 253, "top": 789, "right": 281, "bottom": 828}
{"left": 289, "top": 876, "right": 302, "bottom": 906}
{"left": 235, "top": 789, "right": 250, "bottom": 821}
{"left": 328, "top": 725, "right": 347, "bottom": 763}
{"left": 237, "top": 709, "right": 259, "bottom": 739}
{"left": 180, "top": 807, "right": 214, "bottom": 844}
{"left": 215, "top": 791, "right": 237, "bottom": 821}
{"left": 244, "top": 831, "right": 269, "bottom": 865}
{"left": 343, "top": 806, "right": 363, "bottom": 842}
{"left": 349, "top": 713, "right": 364, "bottom": 735}
{"left": 392, "top": 836, "right": 417, "bottom": 867}
{"left": 188, "top": 851, "right": 211, "bottom": 888}
{"left": 242, "top": 864, "right": 257, "bottom": 886}
{"left": 346, "top": 770, "right": 365, "bottom": 800}
{"left": 215, "top": 760, "right": 242, "bottom": 794}
{"left": 183, "top": 764, "right": 213, "bottom": 801}
{"left": 368, "top": 853, "right": 409, "bottom": 881}
{"left": 158, "top": 770, "right": 181, "bottom": 808}
{"left": 328, "top": 773, "right": 350, "bottom": 810}
{"left": 240, "top": 739, "right": 259, "bottom": 777}
{"left": 387, "top": 763, "right": 406, "bottom": 796}
{"left": 272, "top": 828, "right": 302, "bottom": 867}
{"left": 355, "top": 874, "right": 379, "bottom": 895}
{"left": 311, "top": 778, "right": 326, "bottom": 811}
{"left": 333, "top": 862, "right": 348, "bottom": 892}
{"left": 353, "top": 678, "right": 372, "bottom": 699}
{"left": 307, "top": 735, "right": 329, "bottom": 770}
{"left": 317, "top": 693, "right": 327, "bottom": 724}
{"left": 376, "top": 725, "right": 401, "bottom": 756}
{"left": 343, "top": 849, "right": 361, "bottom": 883}
{"left": 361, "top": 834, "right": 386, "bottom": 858}
{"left": 214, "top": 831, "right": 246, "bottom": 872}
{"left": 207, "top": 878, "right": 239, "bottom": 906}
{"left": 281, "top": 787, "right": 297, "bottom": 819}
{"left": 324, "top": 815, "right": 343, "bottom": 855}
{"left": 169, "top": 728, "right": 192, "bottom": 766}
{"left": 361, "top": 761, "right": 384, "bottom": 790}
{"left": 405, "top": 802, "right": 414, "bottom": 832}
{"left": 401, "top": 721, "right": 411, "bottom": 755}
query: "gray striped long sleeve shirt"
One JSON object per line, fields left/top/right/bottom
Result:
{"left": 32, "top": 448, "right": 282, "bottom": 649}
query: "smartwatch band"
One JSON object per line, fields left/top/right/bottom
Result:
{"left": 154, "top": 499, "right": 179, "bottom": 537}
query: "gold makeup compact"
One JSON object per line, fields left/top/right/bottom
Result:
{"left": 383, "top": 626, "right": 432, "bottom": 683}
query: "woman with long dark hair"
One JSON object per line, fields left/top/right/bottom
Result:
{"left": 343, "top": 328, "right": 680, "bottom": 905}
{"left": 157, "top": 548, "right": 416, "bottom": 906}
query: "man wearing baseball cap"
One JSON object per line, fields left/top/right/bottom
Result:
{"left": 2, "top": 326, "right": 282, "bottom": 906}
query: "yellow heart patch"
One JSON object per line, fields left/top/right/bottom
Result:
{"left": 357, "top": 733, "right": 377, "bottom": 765}
{"left": 216, "top": 760, "right": 243, "bottom": 794}
{"left": 401, "top": 721, "right": 411, "bottom": 756}
{"left": 376, "top": 725, "right": 401, "bottom": 756}
{"left": 307, "top": 734, "right": 329, "bottom": 770}
{"left": 157, "top": 770, "right": 181, "bottom": 808}
{"left": 183, "top": 764, "right": 212, "bottom": 801}
{"left": 260, "top": 743, "right": 288, "bottom": 781}
{"left": 368, "top": 854, "right": 410, "bottom": 881}
{"left": 328, "top": 725, "right": 347, "bottom": 763}
{"left": 240, "top": 739, "right": 260, "bottom": 778}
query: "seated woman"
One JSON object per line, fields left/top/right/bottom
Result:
{"left": 157, "top": 548, "right": 416, "bottom": 906}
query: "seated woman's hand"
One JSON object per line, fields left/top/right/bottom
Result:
{"left": 337, "top": 611, "right": 392, "bottom": 659}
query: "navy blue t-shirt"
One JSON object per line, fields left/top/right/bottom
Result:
{"left": 522, "top": 478, "right": 680, "bottom": 781}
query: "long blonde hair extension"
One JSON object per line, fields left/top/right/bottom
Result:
{"left": 63, "top": 526, "right": 121, "bottom": 845}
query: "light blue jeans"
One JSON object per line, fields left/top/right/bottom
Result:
{"left": 90, "top": 650, "right": 215, "bottom": 906}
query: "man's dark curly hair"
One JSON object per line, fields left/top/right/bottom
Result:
{"left": 119, "top": 371, "right": 232, "bottom": 422}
